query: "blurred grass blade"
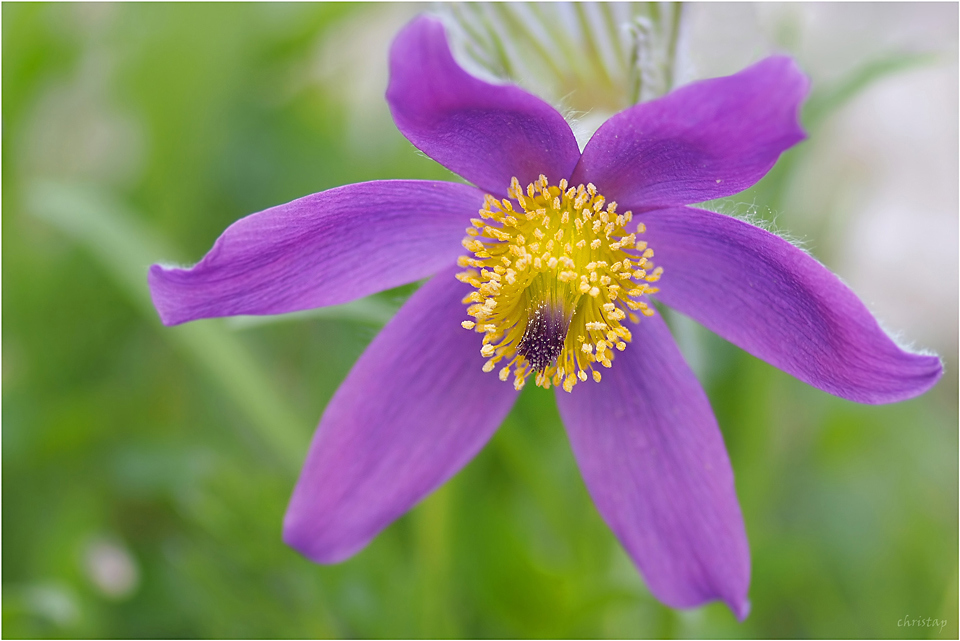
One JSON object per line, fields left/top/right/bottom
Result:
{"left": 718, "top": 50, "right": 940, "bottom": 222}
{"left": 804, "top": 51, "right": 937, "bottom": 129}
{"left": 25, "top": 181, "right": 309, "bottom": 473}
{"left": 226, "top": 296, "right": 398, "bottom": 330}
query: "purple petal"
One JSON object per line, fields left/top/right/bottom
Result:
{"left": 643, "top": 206, "right": 943, "bottom": 403}
{"left": 386, "top": 15, "right": 581, "bottom": 196}
{"left": 148, "top": 180, "right": 483, "bottom": 326}
{"left": 555, "top": 313, "right": 750, "bottom": 618}
{"left": 572, "top": 56, "right": 809, "bottom": 208}
{"left": 283, "top": 265, "right": 518, "bottom": 563}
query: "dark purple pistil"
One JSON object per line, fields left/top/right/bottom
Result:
{"left": 517, "top": 302, "right": 569, "bottom": 372}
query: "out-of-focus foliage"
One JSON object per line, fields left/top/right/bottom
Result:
{"left": 3, "top": 3, "right": 957, "bottom": 639}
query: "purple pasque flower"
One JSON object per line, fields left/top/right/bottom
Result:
{"left": 148, "top": 15, "right": 942, "bottom": 619}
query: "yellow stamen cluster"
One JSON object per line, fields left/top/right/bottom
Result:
{"left": 457, "top": 174, "right": 663, "bottom": 392}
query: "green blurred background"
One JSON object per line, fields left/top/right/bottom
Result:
{"left": 3, "top": 3, "right": 957, "bottom": 638}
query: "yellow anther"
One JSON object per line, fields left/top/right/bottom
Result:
{"left": 592, "top": 371, "right": 602, "bottom": 382}
{"left": 457, "top": 176, "right": 661, "bottom": 391}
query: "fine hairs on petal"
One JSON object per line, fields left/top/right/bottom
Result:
{"left": 697, "top": 198, "right": 814, "bottom": 255}
{"left": 702, "top": 207, "right": 946, "bottom": 360}
{"left": 560, "top": 104, "right": 607, "bottom": 153}
{"left": 871, "top": 313, "right": 946, "bottom": 361}
{"left": 152, "top": 261, "right": 196, "bottom": 271}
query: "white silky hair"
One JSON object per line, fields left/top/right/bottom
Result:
{"left": 436, "top": 2, "right": 687, "bottom": 149}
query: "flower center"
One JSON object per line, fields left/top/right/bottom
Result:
{"left": 457, "top": 175, "right": 662, "bottom": 392}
